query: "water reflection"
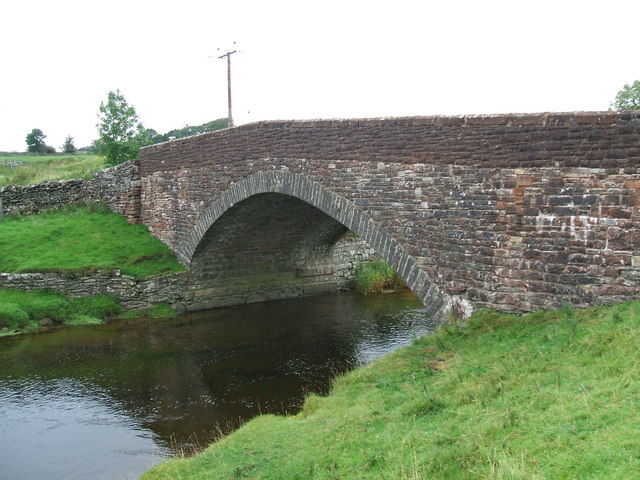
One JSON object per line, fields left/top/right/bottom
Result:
{"left": 0, "top": 291, "right": 434, "bottom": 480}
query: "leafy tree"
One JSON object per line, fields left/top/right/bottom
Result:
{"left": 95, "top": 89, "right": 147, "bottom": 165}
{"left": 25, "top": 128, "right": 48, "bottom": 153}
{"left": 138, "top": 127, "right": 162, "bottom": 145}
{"left": 611, "top": 80, "right": 640, "bottom": 110}
{"left": 62, "top": 135, "right": 76, "bottom": 154}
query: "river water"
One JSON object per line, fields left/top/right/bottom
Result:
{"left": 0, "top": 291, "right": 434, "bottom": 480}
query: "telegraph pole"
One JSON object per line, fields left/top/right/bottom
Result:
{"left": 218, "top": 48, "right": 238, "bottom": 128}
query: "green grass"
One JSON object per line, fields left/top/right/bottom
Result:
{"left": 0, "top": 288, "right": 121, "bottom": 332}
{"left": 142, "top": 300, "right": 640, "bottom": 480}
{"left": 0, "top": 205, "right": 185, "bottom": 278}
{"left": 0, "top": 154, "right": 105, "bottom": 186}
{"left": 354, "top": 259, "right": 405, "bottom": 294}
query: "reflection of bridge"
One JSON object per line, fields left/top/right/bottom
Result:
{"left": 139, "top": 112, "right": 640, "bottom": 318}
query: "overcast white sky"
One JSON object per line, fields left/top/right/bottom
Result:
{"left": 1, "top": 0, "right": 638, "bottom": 152}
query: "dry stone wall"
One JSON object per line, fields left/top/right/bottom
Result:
{"left": 138, "top": 112, "right": 640, "bottom": 316}
{"left": 0, "top": 271, "right": 187, "bottom": 310}
{"left": 0, "top": 160, "right": 141, "bottom": 222}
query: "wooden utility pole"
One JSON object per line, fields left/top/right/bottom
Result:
{"left": 218, "top": 49, "right": 238, "bottom": 128}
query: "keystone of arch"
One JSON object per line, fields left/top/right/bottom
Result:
{"left": 178, "top": 170, "right": 452, "bottom": 318}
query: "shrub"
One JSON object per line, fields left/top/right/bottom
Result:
{"left": 0, "top": 303, "right": 34, "bottom": 330}
{"left": 354, "top": 260, "right": 404, "bottom": 294}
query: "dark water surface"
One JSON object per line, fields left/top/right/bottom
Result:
{"left": 0, "top": 291, "right": 434, "bottom": 480}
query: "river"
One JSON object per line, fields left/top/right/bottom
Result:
{"left": 0, "top": 290, "right": 435, "bottom": 480}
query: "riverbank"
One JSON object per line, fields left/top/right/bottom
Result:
{"left": 143, "top": 299, "right": 640, "bottom": 479}
{"left": 0, "top": 286, "right": 177, "bottom": 337}
{"left": 0, "top": 288, "right": 122, "bottom": 333}
{"left": 0, "top": 205, "right": 187, "bottom": 333}
{"left": 0, "top": 205, "right": 183, "bottom": 278}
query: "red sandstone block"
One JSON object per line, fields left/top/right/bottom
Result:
{"left": 464, "top": 115, "right": 512, "bottom": 126}
{"left": 623, "top": 194, "right": 639, "bottom": 206}
{"left": 625, "top": 179, "right": 640, "bottom": 190}
{"left": 545, "top": 113, "right": 576, "bottom": 125}
{"left": 596, "top": 285, "right": 638, "bottom": 296}
{"left": 516, "top": 175, "right": 534, "bottom": 186}
{"left": 510, "top": 114, "right": 547, "bottom": 126}
{"left": 573, "top": 112, "right": 617, "bottom": 125}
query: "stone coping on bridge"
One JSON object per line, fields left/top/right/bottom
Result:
{"left": 142, "top": 110, "right": 640, "bottom": 151}
{"left": 139, "top": 110, "right": 640, "bottom": 174}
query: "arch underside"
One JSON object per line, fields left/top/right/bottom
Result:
{"left": 182, "top": 171, "right": 448, "bottom": 318}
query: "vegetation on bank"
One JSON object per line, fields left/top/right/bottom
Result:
{"left": 143, "top": 300, "right": 640, "bottom": 479}
{"left": 0, "top": 154, "right": 105, "bottom": 186}
{"left": 0, "top": 290, "right": 179, "bottom": 335}
{"left": 0, "top": 205, "right": 184, "bottom": 278}
{"left": 354, "top": 259, "right": 405, "bottom": 294}
{"left": 0, "top": 288, "right": 121, "bottom": 332}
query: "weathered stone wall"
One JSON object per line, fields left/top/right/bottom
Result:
{"left": 0, "top": 160, "right": 141, "bottom": 222}
{"left": 0, "top": 271, "right": 187, "bottom": 310}
{"left": 138, "top": 112, "right": 640, "bottom": 316}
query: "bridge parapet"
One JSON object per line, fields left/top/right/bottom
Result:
{"left": 141, "top": 111, "right": 640, "bottom": 173}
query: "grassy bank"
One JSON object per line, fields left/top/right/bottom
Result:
{"left": 143, "top": 300, "right": 640, "bottom": 479}
{"left": 0, "top": 154, "right": 104, "bottom": 186}
{"left": 0, "top": 288, "right": 121, "bottom": 332}
{"left": 0, "top": 205, "right": 184, "bottom": 278}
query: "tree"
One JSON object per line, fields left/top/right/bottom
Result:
{"left": 62, "top": 135, "right": 76, "bottom": 154}
{"left": 95, "top": 89, "right": 146, "bottom": 165}
{"left": 25, "top": 128, "right": 48, "bottom": 153}
{"left": 611, "top": 80, "right": 640, "bottom": 110}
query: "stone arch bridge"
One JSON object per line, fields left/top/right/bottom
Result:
{"left": 139, "top": 112, "right": 640, "bottom": 318}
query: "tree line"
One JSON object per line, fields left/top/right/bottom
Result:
{"left": 25, "top": 89, "right": 227, "bottom": 164}
{"left": 25, "top": 129, "right": 76, "bottom": 154}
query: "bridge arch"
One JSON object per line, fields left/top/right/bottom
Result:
{"left": 179, "top": 170, "right": 448, "bottom": 317}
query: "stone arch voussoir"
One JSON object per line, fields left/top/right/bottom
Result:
{"left": 180, "top": 170, "right": 450, "bottom": 318}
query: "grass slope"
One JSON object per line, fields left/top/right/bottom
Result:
{"left": 0, "top": 206, "right": 184, "bottom": 278}
{"left": 0, "top": 154, "right": 104, "bottom": 186}
{"left": 143, "top": 301, "right": 640, "bottom": 480}
{"left": 0, "top": 288, "right": 121, "bottom": 331}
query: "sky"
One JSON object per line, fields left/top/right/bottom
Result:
{"left": 1, "top": 0, "right": 638, "bottom": 152}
